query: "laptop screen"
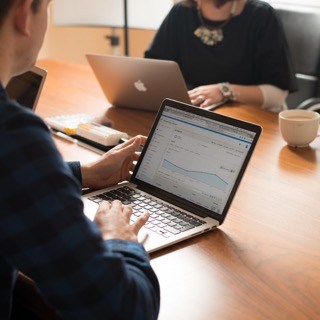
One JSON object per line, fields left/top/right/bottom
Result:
{"left": 133, "top": 99, "right": 261, "bottom": 223}
{"left": 5, "top": 66, "right": 47, "bottom": 111}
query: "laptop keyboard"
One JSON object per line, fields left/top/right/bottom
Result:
{"left": 88, "top": 186, "right": 206, "bottom": 238}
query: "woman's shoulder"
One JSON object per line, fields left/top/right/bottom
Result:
{"left": 241, "top": 0, "right": 279, "bottom": 26}
{"left": 163, "top": 1, "right": 197, "bottom": 25}
{"left": 245, "top": 0, "right": 277, "bottom": 16}
{"left": 170, "top": 1, "right": 196, "bottom": 16}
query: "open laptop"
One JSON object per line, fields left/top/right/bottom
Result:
{"left": 5, "top": 65, "right": 123, "bottom": 153}
{"left": 6, "top": 65, "right": 47, "bottom": 111}
{"left": 83, "top": 98, "right": 262, "bottom": 253}
{"left": 86, "top": 53, "right": 225, "bottom": 112}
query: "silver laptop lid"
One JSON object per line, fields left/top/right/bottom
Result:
{"left": 86, "top": 54, "right": 191, "bottom": 111}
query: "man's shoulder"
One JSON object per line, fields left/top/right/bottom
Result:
{"left": 0, "top": 100, "right": 53, "bottom": 160}
{"left": 0, "top": 100, "right": 47, "bottom": 132}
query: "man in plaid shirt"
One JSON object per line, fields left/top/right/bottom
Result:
{"left": 0, "top": 1, "right": 160, "bottom": 319}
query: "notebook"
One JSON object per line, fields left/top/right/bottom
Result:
{"left": 6, "top": 65, "right": 47, "bottom": 111}
{"left": 86, "top": 53, "right": 225, "bottom": 112}
{"left": 82, "top": 98, "right": 262, "bottom": 253}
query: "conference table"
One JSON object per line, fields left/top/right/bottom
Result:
{"left": 19, "top": 59, "right": 320, "bottom": 319}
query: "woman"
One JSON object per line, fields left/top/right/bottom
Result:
{"left": 145, "top": 0, "right": 297, "bottom": 112}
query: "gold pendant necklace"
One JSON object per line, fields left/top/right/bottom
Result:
{"left": 194, "top": 0, "right": 238, "bottom": 46}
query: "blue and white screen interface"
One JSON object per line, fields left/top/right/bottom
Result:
{"left": 136, "top": 105, "right": 256, "bottom": 214}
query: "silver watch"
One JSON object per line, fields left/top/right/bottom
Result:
{"left": 219, "top": 82, "right": 236, "bottom": 101}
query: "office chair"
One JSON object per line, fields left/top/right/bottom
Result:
{"left": 275, "top": 4, "right": 320, "bottom": 112}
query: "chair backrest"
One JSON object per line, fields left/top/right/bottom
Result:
{"left": 274, "top": 4, "right": 320, "bottom": 108}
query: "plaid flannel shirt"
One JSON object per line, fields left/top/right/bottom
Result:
{"left": 0, "top": 85, "right": 160, "bottom": 319}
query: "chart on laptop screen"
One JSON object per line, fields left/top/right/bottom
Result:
{"left": 135, "top": 106, "right": 255, "bottom": 214}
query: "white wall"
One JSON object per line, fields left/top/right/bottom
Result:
{"left": 265, "top": 0, "right": 320, "bottom": 7}
{"left": 54, "top": 0, "right": 174, "bottom": 30}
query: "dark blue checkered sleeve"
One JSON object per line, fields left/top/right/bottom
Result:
{"left": 0, "top": 104, "right": 160, "bottom": 319}
{"left": 67, "top": 161, "right": 82, "bottom": 184}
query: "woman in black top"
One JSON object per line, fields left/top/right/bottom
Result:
{"left": 145, "top": 0, "right": 297, "bottom": 112}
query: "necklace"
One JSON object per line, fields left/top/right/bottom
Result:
{"left": 194, "top": 0, "right": 238, "bottom": 46}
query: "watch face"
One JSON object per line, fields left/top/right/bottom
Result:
{"left": 221, "top": 84, "right": 231, "bottom": 97}
{"left": 222, "top": 86, "right": 229, "bottom": 93}
{"left": 219, "top": 82, "right": 236, "bottom": 101}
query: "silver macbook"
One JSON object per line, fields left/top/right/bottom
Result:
{"left": 6, "top": 65, "right": 47, "bottom": 111}
{"left": 82, "top": 98, "right": 262, "bottom": 253}
{"left": 86, "top": 53, "right": 192, "bottom": 111}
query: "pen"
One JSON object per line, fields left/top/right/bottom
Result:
{"left": 51, "top": 130, "right": 105, "bottom": 155}
{"left": 52, "top": 130, "right": 76, "bottom": 143}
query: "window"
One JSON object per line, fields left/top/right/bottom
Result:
{"left": 265, "top": 0, "right": 320, "bottom": 7}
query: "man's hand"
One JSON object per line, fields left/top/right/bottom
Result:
{"left": 81, "top": 135, "right": 147, "bottom": 189}
{"left": 94, "top": 200, "right": 149, "bottom": 242}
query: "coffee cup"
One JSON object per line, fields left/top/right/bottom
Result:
{"left": 279, "top": 109, "right": 320, "bottom": 147}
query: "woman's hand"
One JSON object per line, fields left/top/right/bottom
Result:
{"left": 189, "top": 84, "right": 224, "bottom": 108}
{"left": 81, "top": 135, "right": 147, "bottom": 189}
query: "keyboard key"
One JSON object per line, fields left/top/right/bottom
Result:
{"left": 155, "top": 229, "right": 170, "bottom": 237}
{"left": 88, "top": 186, "right": 206, "bottom": 235}
{"left": 179, "top": 225, "right": 195, "bottom": 232}
{"left": 164, "top": 226, "right": 181, "bottom": 235}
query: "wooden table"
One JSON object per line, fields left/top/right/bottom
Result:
{"left": 31, "top": 59, "right": 320, "bottom": 319}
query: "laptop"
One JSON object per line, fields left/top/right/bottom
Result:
{"left": 86, "top": 53, "right": 226, "bottom": 112}
{"left": 82, "top": 98, "right": 262, "bottom": 253}
{"left": 6, "top": 65, "right": 47, "bottom": 111}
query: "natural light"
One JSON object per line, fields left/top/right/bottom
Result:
{"left": 265, "top": 0, "right": 320, "bottom": 7}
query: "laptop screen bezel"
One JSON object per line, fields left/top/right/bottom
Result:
{"left": 130, "top": 98, "right": 262, "bottom": 225}
{"left": 5, "top": 65, "right": 47, "bottom": 111}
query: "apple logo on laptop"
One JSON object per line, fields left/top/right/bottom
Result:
{"left": 134, "top": 80, "right": 147, "bottom": 92}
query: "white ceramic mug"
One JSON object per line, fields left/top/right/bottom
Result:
{"left": 279, "top": 109, "right": 320, "bottom": 147}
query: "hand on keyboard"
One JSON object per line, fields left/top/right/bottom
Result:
{"left": 93, "top": 200, "right": 149, "bottom": 242}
